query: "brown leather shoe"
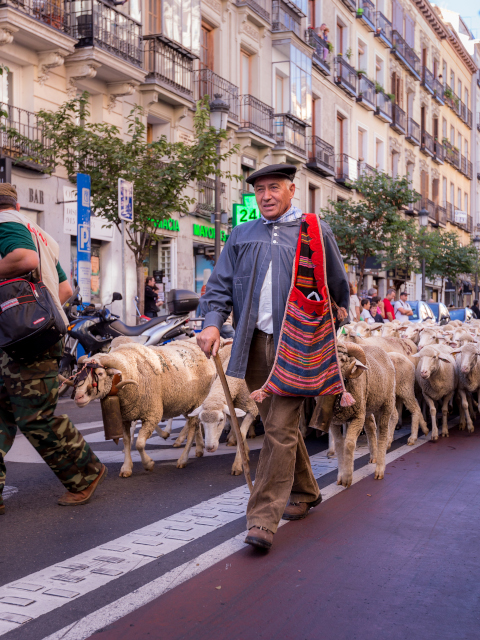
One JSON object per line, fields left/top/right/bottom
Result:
{"left": 58, "top": 465, "right": 107, "bottom": 506}
{"left": 244, "top": 526, "right": 274, "bottom": 550}
{"left": 282, "top": 494, "right": 322, "bottom": 521}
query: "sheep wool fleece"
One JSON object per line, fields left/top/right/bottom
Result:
{"left": 0, "top": 342, "right": 103, "bottom": 504}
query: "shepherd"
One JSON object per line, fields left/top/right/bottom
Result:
{"left": 197, "top": 164, "right": 350, "bottom": 550}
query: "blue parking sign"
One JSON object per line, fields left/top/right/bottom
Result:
{"left": 77, "top": 173, "right": 91, "bottom": 303}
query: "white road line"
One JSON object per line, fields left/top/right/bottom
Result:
{"left": 2, "top": 486, "right": 17, "bottom": 501}
{"left": 0, "top": 427, "right": 414, "bottom": 635}
{"left": 41, "top": 433, "right": 434, "bottom": 640}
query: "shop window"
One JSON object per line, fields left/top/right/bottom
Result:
{"left": 194, "top": 248, "right": 215, "bottom": 294}
{"left": 70, "top": 239, "right": 102, "bottom": 303}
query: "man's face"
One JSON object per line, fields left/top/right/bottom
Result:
{"left": 254, "top": 176, "right": 295, "bottom": 220}
{"left": 387, "top": 291, "right": 395, "bottom": 300}
{"left": 401, "top": 294, "right": 408, "bottom": 303}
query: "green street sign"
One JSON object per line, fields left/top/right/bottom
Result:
{"left": 232, "top": 193, "right": 261, "bottom": 228}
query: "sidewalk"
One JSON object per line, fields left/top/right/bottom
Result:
{"left": 90, "top": 427, "right": 480, "bottom": 640}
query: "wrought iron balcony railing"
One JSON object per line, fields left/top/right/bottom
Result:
{"left": 196, "top": 177, "right": 226, "bottom": 216}
{"left": 421, "top": 66, "right": 434, "bottom": 95}
{"left": 334, "top": 56, "right": 357, "bottom": 98}
{"left": 404, "top": 191, "right": 421, "bottom": 214}
{"left": 0, "top": 103, "right": 53, "bottom": 171}
{"left": 374, "top": 11, "right": 392, "bottom": 47}
{"left": 358, "top": 161, "right": 376, "bottom": 178}
{"left": 433, "top": 140, "right": 445, "bottom": 164}
{"left": 0, "top": 0, "right": 70, "bottom": 33}
{"left": 406, "top": 117, "right": 420, "bottom": 146}
{"left": 446, "top": 202, "right": 453, "bottom": 222}
{"left": 273, "top": 114, "right": 306, "bottom": 156}
{"left": 375, "top": 91, "right": 392, "bottom": 123}
{"left": 341, "top": 0, "right": 356, "bottom": 13}
{"left": 460, "top": 155, "right": 473, "bottom": 180}
{"left": 335, "top": 153, "right": 357, "bottom": 187}
{"left": 357, "top": 74, "right": 375, "bottom": 110}
{"left": 239, "top": 95, "right": 274, "bottom": 138}
{"left": 235, "top": 0, "right": 271, "bottom": 22}
{"left": 306, "top": 136, "right": 335, "bottom": 177}
{"left": 272, "top": 0, "right": 301, "bottom": 37}
{"left": 356, "top": 0, "right": 375, "bottom": 31}
{"left": 390, "top": 103, "right": 406, "bottom": 135}
{"left": 144, "top": 35, "right": 195, "bottom": 97}
{"left": 194, "top": 69, "right": 240, "bottom": 120}
{"left": 71, "top": 0, "right": 142, "bottom": 67}
{"left": 421, "top": 197, "right": 436, "bottom": 223}
{"left": 436, "top": 204, "right": 447, "bottom": 226}
{"left": 391, "top": 30, "right": 420, "bottom": 79}
{"left": 444, "top": 140, "right": 460, "bottom": 169}
{"left": 305, "top": 29, "right": 331, "bottom": 76}
{"left": 432, "top": 77, "right": 444, "bottom": 104}
{"left": 420, "top": 130, "right": 434, "bottom": 157}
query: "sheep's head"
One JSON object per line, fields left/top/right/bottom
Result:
{"left": 337, "top": 343, "right": 368, "bottom": 380}
{"left": 418, "top": 329, "right": 440, "bottom": 350}
{"left": 451, "top": 343, "right": 480, "bottom": 375}
{"left": 412, "top": 347, "right": 452, "bottom": 379}
{"left": 189, "top": 404, "right": 246, "bottom": 452}
{"left": 381, "top": 324, "right": 400, "bottom": 338}
{"left": 402, "top": 324, "right": 423, "bottom": 343}
{"left": 70, "top": 358, "right": 138, "bottom": 407}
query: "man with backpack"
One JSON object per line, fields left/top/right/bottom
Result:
{"left": 0, "top": 184, "right": 106, "bottom": 516}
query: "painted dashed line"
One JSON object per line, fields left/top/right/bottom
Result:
{"left": 2, "top": 486, "right": 18, "bottom": 501}
{"left": 0, "top": 426, "right": 415, "bottom": 635}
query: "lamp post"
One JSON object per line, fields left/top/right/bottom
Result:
{"left": 473, "top": 235, "right": 480, "bottom": 300}
{"left": 418, "top": 207, "right": 429, "bottom": 302}
{"left": 209, "top": 93, "right": 230, "bottom": 265}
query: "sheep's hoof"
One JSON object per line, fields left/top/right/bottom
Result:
{"left": 459, "top": 423, "right": 466, "bottom": 431}
{"left": 158, "top": 430, "right": 169, "bottom": 440}
{"left": 176, "top": 461, "right": 187, "bottom": 469}
{"left": 441, "top": 431, "right": 449, "bottom": 438}
{"left": 172, "top": 442, "right": 182, "bottom": 448}
{"left": 369, "top": 457, "right": 377, "bottom": 464}
{"left": 119, "top": 468, "right": 132, "bottom": 478}
{"left": 327, "top": 451, "right": 335, "bottom": 459}
{"left": 431, "top": 435, "right": 439, "bottom": 442}
{"left": 407, "top": 437, "right": 416, "bottom": 446}
{"left": 468, "top": 427, "right": 475, "bottom": 434}
{"left": 231, "top": 468, "right": 242, "bottom": 476}
{"left": 195, "top": 450, "right": 204, "bottom": 458}
{"left": 227, "top": 440, "right": 236, "bottom": 447}
{"left": 374, "top": 469, "right": 384, "bottom": 480}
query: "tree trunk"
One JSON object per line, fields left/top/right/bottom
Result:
{"left": 136, "top": 261, "right": 145, "bottom": 321}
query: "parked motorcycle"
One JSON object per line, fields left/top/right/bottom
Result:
{"left": 58, "top": 289, "right": 199, "bottom": 395}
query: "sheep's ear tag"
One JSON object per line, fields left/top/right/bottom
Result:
{"left": 109, "top": 373, "right": 123, "bottom": 397}
{"left": 341, "top": 327, "right": 347, "bottom": 335}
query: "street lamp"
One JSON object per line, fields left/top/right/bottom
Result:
{"left": 418, "top": 207, "right": 429, "bottom": 302}
{"left": 209, "top": 93, "right": 230, "bottom": 265}
{"left": 473, "top": 235, "right": 480, "bottom": 300}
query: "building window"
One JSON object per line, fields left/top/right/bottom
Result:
{"left": 465, "top": 88, "right": 469, "bottom": 108}
{"left": 275, "top": 74, "right": 284, "bottom": 113}
{"left": 457, "top": 188, "right": 462, "bottom": 210}
{"left": 312, "top": 97, "right": 321, "bottom": 137}
{"left": 240, "top": 51, "right": 251, "bottom": 95}
{"left": 201, "top": 23, "right": 213, "bottom": 70}
{"left": 375, "top": 138, "right": 384, "bottom": 171}
{"left": 308, "top": 185, "right": 317, "bottom": 213}
{"left": 376, "top": 56, "right": 384, "bottom": 87}
{"left": 357, "top": 39, "right": 367, "bottom": 74}
{"left": 464, "top": 193, "right": 468, "bottom": 214}
{"left": 147, "top": 0, "right": 161, "bottom": 35}
{"left": 336, "top": 114, "right": 345, "bottom": 156}
{"left": 450, "top": 182, "right": 454, "bottom": 206}
{"left": 442, "top": 177, "right": 447, "bottom": 206}
{"left": 391, "top": 151, "right": 399, "bottom": 178}
{"left": 442, "top": 118, "right": 447, "bottom": 139}
{"left": 358, "top": 127, "right": 367, "bottom": 162}
{"left": 450, "top": 125, "right": 455, "bottom": 146}
{"left": 163, "top": 0, "right": 200, "bottom": 55}
{"left": 450, "top": 70, "right": 455, "bottom": 90}
{"left": 273, "top": 43, "right": 312, "bottom": 123}
{"left": 336, "top": 20, "right": 345, "bottom": 56}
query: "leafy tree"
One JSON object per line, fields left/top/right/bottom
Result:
{"left": 321, "top": 171, "right": 418, "bottom": 288}
{"left": 2, "top": 93, "right": 238, "bottom": 312}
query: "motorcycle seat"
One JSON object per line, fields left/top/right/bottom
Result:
{"left": 110, "top": 314, "right": 169, "bottom": 336}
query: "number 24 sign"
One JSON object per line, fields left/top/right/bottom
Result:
{"left": 232, "top": 193, "right": 261, "bottom": 228}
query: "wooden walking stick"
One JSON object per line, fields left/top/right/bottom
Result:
{"left": 213, "top": 352, "right": 254, "bottom": 493}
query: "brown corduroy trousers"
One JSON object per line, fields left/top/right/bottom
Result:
{"left": 244, "top": 330, "right": 320, "bottom": 533}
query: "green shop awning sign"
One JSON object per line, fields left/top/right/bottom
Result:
{"left": 232, "top": 193, "right": 261, "bottom": 228}
{"left": 193, "top": 223, "right": 229, "bottom": 243}
{"left": 151, "top": 217, "right": 180, "bottom": 231}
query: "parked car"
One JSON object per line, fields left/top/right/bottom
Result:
{"left": 426, "top": 302, "right": 451, "bottom": 325}
{"left": 405, "top": 301, "right": 436, "bottom": 323}
{"left": 448, "top": 307, "right": 473, "bottom": 323}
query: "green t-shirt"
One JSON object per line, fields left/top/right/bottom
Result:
{"left": 0, "top": 222, "right": 67, "bottom": 283}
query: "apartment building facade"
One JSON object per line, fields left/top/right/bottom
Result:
{"left": 0, "top": 0, "right": 476, "bottom": 317}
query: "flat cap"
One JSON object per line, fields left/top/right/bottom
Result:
{"left": 245, "top": 163, "right": 297, "bottom": 186}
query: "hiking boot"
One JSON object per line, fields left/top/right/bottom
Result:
{"left": 282, "top": 494, "right": 323, "bottom": 521}
{"left": 244, "top": 526, "right": 274, "bottom": 550}
{"left": 58, "top": 465, "right": 107, "bottom": 506}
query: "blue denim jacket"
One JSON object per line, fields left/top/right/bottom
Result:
{"left": 199, "top": 216, "right": 349, "bottom": 379}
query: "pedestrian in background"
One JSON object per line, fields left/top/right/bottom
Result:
{"left": 367, "top": 287, "right": 377, "bottom": 301}
{"left": 370, "top": 296, "right": 385, "bottom": 322}
{"left": 349, "top": 282, "right": 360, "bottom": 322}
{"left": 0, "top": 184, "right": 106, "bottom": 515}
{"left": 471, "top": 299, "right": 480, "bottom": 319}
{"left": 394, "top": 291, "right": 413, "bottom": 320}
{"left": 360, "top": 298, "right": 375, "bottom": 324}
{"left": 144, "top": 276, "right": 159, "bottom": 318}
{"left": 383, "top": 288, "right": 396, "bottom": 322}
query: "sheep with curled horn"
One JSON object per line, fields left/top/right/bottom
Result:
{"left": 314, "top": 341, "right": 396, "bottom": 489}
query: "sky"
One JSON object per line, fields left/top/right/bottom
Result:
{"left": 436, "top": 0, "right": 480, "bottom": 39}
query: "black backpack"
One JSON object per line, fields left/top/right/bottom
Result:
{"left": 0, "top": 241, "right": 66, "bottom": 360}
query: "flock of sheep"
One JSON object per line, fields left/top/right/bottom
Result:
{"left": 66, "top": 316, "right": 480, "bottom": 488}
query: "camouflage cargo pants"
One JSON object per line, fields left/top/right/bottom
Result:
{"left": 0, "top": 341, "right": 103, "bottom": 504}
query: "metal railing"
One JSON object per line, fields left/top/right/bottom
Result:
{"left": 0, "top": 0, "right": 70, "bottom": 33}
{"left": 467, "top": 215, "right": 473, "bottom": 233}
{"left": 0, "top": 103, "right": 53, "bottom": 170}
{"left": 307, "top": 136, "right": 335, "bottom": 175}
{"left": 391, "top": 103, "right": 406, "bottom": 134}
{"left": 421, "top": 197, "right": 436, "bottom": 222}
{"left": 421, "top": 66, "right": 434, "bottom": 94}
{"left": 335, "top": 153, "right": 357, "bottom": 184}
{"left": 357, "top": 74, "right": 375, "bottom": 108}
{"left": 375, "top": 91, "right": 392, "bottom": 121}
{"left": 433, "top": 140, "right": 445, "bottom": 163}
{"left": 374, "top": 11, "right": 392, "bottom": 46}
{"left": 391, "top": 30, "right": 420, "bottom": 78}
{"left": 357, "top": 0, "right": 375, "bottom": 29}
{"left": 358, "top": 161, "right": 376, "bottom": 178}
{"left": 341, "top": 0, "right": 356, "bottom": 12}
{"left": 432, "top": 77, "right": 444, "bottom": 103}
{"left": 446, "top": 202, "right": 453, "bottom": 222}
{"left": 334, "top": 56, "right": 357, "bottom": 97}
{"left": 194, "top": 69, "right": 240, "bottom": 120}
{"left": 444, "top": 141, "right": 460, "bottom": 169}
{"left": 421, "top": 130, "right": 434, "bottom": 156}
{"left": 406, "top": 117, "right": 420, "bottom": 145}
{"left": 70, "top": 0, "right": 142, "bottom": 67}
{"left": 444, "top": 85, "right": 456, "bottom": 110}
{"left": 235, "top": 0, "right": 271, "bottom": 22}
{"left": 273, "top": 114, "right": 306, "bottom": 156}
{"left": 305, "top": 29, "right": 331, "bottom": 75}
{"left": 272, "top": 0, "right": 301, "bottom": 37}
{"left": 239, "top": 95, "right": 274, "bottom": 138}
{"left": 460, "top": 155, "right": 473, "bottom": 180}
{"left": 405, "top": 192, "right": 421, "bottom": 214}
{"left": 144, "top": 36, "right": 195, "bottom": 96}
{"left": 436, "top": 204, "right": 447, "bottom": 226}
{"left": 196, "top": 177, "right": 226, "bottom": 215}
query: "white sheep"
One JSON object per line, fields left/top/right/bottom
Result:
{"left": 451, "top": 343, "right": 480, "bottom": 433}
{"left": 189, "top": 356, "right": 259, "bottom": 475}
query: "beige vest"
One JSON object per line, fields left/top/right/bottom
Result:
{"left": 0, "top": 210, "right": 68, "bottom": 324}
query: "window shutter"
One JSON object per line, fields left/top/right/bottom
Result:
{"left": 405, "top": 15, "right": 415, "bottom": 48}
{"left": 392, "top": 1, "right": 403, "bottom": 34}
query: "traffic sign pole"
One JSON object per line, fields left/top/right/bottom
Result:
{"left": 121, "top": 219, "right": 126, "bottom": 322}
{"left": 118, "top": 178, "right": 134, "bottom": 323}
{"left": 76, "top": 173, "right": 91, "bottom": 304}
